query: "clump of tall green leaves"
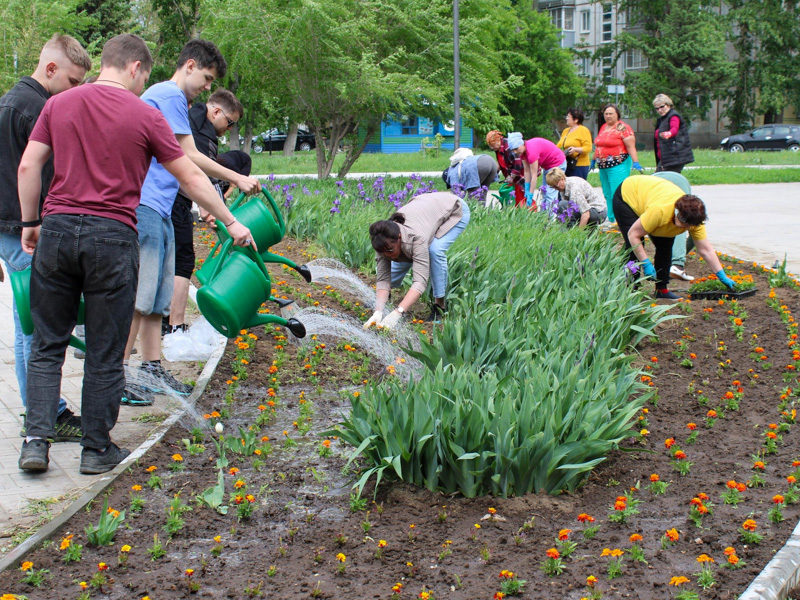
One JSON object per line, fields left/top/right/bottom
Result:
{"left": 85, "top": 498, "right": 125, "bottom": 547}
{"left": 285, "top": 176, "right": 678, "bottom": 496}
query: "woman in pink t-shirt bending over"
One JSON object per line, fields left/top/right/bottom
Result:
{"left": 506, "top": 133, "right": 567, "bottom": 212}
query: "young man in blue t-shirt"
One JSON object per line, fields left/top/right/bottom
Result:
{"left": 123, "top": 39, "right": 260, "bottom": 403}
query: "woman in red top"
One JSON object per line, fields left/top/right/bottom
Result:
{"left": 591, "top": 104, "right": 643, "bottom": 223}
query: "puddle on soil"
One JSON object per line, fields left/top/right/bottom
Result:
{"left": 288, "top": 306, "right": 422, "bottom": 381}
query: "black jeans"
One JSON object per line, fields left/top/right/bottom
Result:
{"left": 612, "top": 186, "right": 674, "bottom": 290}
{"left": 26, "top": 214, "right": 139, "bottom": 449}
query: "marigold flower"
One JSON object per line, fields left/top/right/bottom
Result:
{"left": 669, "top": 576, "right": 690, "bottom": 586}
{"left": 611, "top": 549, "right": 624, "bottom": 557}
{"left": 728, "top": 554, "right": 740, "bottom": 565}
{"left": 577, "top": 513, "right": 595, "bottom": 523}
{"left": 650, "top": 356, "right": 658, "bottom": 363}
{"left": 630, "top": 533, "right": 643, "bottom": 542}
{"left": 546, "top": 548, "right": 560, "bottom": 559}
{"left": 493, "top": 593, "right": 505, "bottom": 600}
{"left": 322, "top": 439, "right": 331, "bottom": 448}
{"left": 723, "top": 546, "right": 736, "bottom": 556}
{"left": 234, "top": 479, "right": 245, "bottom": 489}
{"left": 60, "top": 535, "right": 73, "bottom": 550}
{"left": 665, "top": 438, "right": 676, "bottom": 449}
{"left": 336, "top": 553, "right": 346, "bottom": 563}
{"left": 736, "top": 482, "right": 747, "bottom": 493}
{"left": 774, "top": 494, "right": 785, "bottom": 504}
{"left": 726, "top": 480, "right": 737, "bottom": 489}
{"left": 377, "top": 539, "right": 387, "bottom": 548}
{"left": 753, "top": 461, "right": 765, "bottom": 470}
{"left": 724, "top": 391, "right": 735, "bottom": 400}
{"left": 558, "top": 529, "right": 571, "bottom": 540}
{"left": 98, "top": 562, "right": 108, "bottom": 571}
{"left": 172, "top": 453, "right": 183, "bottom": 462}
{"left": 499, "top": 569, "right": 514, "bottom": 579}
{"left": 121, "top": 544, "right": 131, "bottom": 553}
{"left": 245, "top": 494, "right": 255, "bottom": 503}
{"left": 789, "top": 476, "right": 797, "bottom": 484}
{"left": 650, "top": 473, "right": 660, "bottom": 482}
{"left": 673, "top": 450, "right": 687, "bottom": 460}
{"left": 146, "top": 465, "right": 157, "bottom": 472}
{"left": 20, "top": 561, "right": 33, "bottom": 571}
{"left": 392, "top": 583, "right": 403, "bottom": 592}
{"left": 742, "top": 519, "right": 757, "bottom": 531}
{"left": 666, "top": 528, "right": 679, "bottom": 542}
{"left": 587, "top": 575, "right": 598, "bottom": 587}
{"left": 640, "top": 428, "right": 649, "bottom": 436}
{"left": 687, "top": 423, "right": 697, "bottom": 431}
{"left": 488, "top": 507, "right": 497, "bottom": 515}
{"left": 474, "top": 524, "right": 481, "bottom": 529}
{"left": 707, "top": 410, "right": 717, "bottom": 418}
{"left": 131, "top": 484, "right": 142, "bottom": 491}
{"left": 697, "top": 554, "right": 714, "bottom": 563}
{"left": 600, "top": 548, "right": 612, "bottom": 556}
{"left": 614, "top": 500, "right": 627, "bottom": 511}
{"left": 185, "top": 568, "right": 194, "bottom": 576}
{"left": 229, "top": 467, "right": 239, "bottom": 475}
{"left": 767, "top": 431, "right": 777, "bottom": 439}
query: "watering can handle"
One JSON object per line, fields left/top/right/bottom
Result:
{"left": 260, "top": 186, "right": 286, "bottom": 238}
{"left": 229, "top": 191, "right": 247, "bottom": 212}
{"left": 217, "top": 217, "right": 272, "bottom": 281}
{"left": 205, "top": 235, "right": 234, "bottom": 282}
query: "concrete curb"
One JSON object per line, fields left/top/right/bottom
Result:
{"left": 0, "top": 333, "right": 227, "bottom": 574}
{"left": 739, "top": 517, "right": 800, "bottom": 599}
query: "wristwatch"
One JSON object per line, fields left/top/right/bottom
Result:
{"left": 396, "top": 306, "right": 406, "bottom": 315}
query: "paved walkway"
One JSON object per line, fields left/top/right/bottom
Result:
{"left": 0, "top": 181, "right": 797, "bottom": 547}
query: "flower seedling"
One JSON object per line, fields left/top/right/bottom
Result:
{"left": 647, "top": 474, "right": 669, "bottom": 495}
{"left": 335, "top": 553, "right": 347, "bottom": 574}
{"left": 739, "top": 519, "right": 763, "bottom": 544}
{"left": 669, "top": 576, "right": 698, "bottom": 600}
{"left": 721, "top": 480, "right": 746, "bottom": 506}
{"left": 769, "top": 495, "right": 785, "bottom": 523}
{"left": 577, "top": 513, "right": 599, "bottom": 539}
{"left": 661, "top": 528, "right": 680, "bottom": 550}
{"left": 60, "top": 534, "right": 82, "bottom": 563}
{"left": 19, "top": 561, "right": 49, "bottom": 587}
{"left": 723, "top": 546, "right": 745, "bottom": 570}
{"left": 540, "top": 548, "right": 564, "bottom": 577}
{"left": 601, "top": 548, "right": 624, "bottom": 579}
{"left": 556, "top": 529, "right": 576, "bottom": 558}
{"left": 498, "top": 569, "right": 526, "bottom": 596}
{"left": 628, "top": 534, "right": 647, "bottom": 564}
{"left": 694, "top": 554, "right": 716, "bottom": 590}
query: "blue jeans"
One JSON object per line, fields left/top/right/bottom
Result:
{"left": 134, "top": 205, "right": 175, "bottom": 316}
{"left": 391, "top": 200, "right": 471, "bottom": 298}
{"left": 0, "top": 232, "right": 67, "bottom": 415}
{"left": 541, "top": 159, "right": 568, "bottom": 212}
{"left": 25, "top": 215, "right": 138, "bottom": 449}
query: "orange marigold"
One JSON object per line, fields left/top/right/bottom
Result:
{"left": 546, "top": 548, "right": 560, "bottom": 559}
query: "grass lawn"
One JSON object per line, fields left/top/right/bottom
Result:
{"left": 246, "top": 147, "right": 800, "bottom": 184}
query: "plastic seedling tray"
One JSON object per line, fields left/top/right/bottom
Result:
{"left": 688, "top": 288, "right": 758, "bottom": 301}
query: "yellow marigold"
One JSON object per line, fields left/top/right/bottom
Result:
{"left": 131, "top": 484, "right": 142, "bottom": 491}
{"left": 670, "top": 576, "right": 690, "bottom": 586}
{"left": 214, "top": 535, "right": 222, "bottom": 543}
{"left": 121, "top": 544, "right": 131, "bottom": 552}
{"left": 336, "top": 553, "right": 346, "bottom": 562}
{"left": 378, "top": 539, "right": 387, "bottom": 548}
{"left": 630, "top": 533, "right": 643, "bottom": 543}
{"left": 697, "top": 554, "right": 714, "bottom": 563}
{"left": 146, "top": 465, "right": 158, "bottom": 472}
{"left": 586, "top": 575, "right": 598, "bottom": 586}
{"left": 234, "top": 479, "right": 245, "bottom": 489}
{"left": 20, "top": 561, "right": 33, "bottom": 571}
{"left": 742, "top": 519, "right": 757, "bottom": 531}
{"left": 172, "top": 454, "right": 183, "bottom": 462}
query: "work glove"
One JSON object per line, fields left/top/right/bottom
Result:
{"left": 590, "top": 159, "right": 596, "bottom": 171}
{"left": 523, "top": 181, "right": 534, "bottom": 207}
{"left": 715, "top": 270, "right": 736, "bottom": 290}
{"left": 632, "top": 161, "right": 644, "bottom": 172}
{"left": 379, "top": 310, "right": 403, "bottom": 330}
{"left": 641, "top": 258, "right": 657, "bottom": 279}
{"left": 363, "top": 311, "right": 383, "bottom": 329}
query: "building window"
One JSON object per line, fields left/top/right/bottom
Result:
{"left": 550, "top": 8, "right": 574, "bottom": 31}
{"left": 401, "top": 116, "right": 418, "bottom": 135}
{"left": 602, "top": 3, "right": 613, "bottom": 42}
{"left": 601, "top": 56, "right": 612, "bottom": 84}
{"left": 580, "top": 10, "right": 590, "bottom": 32}
{"left": 564, "top": 8, "right": 574, "bottom": 31}
{"left": 580, "top": 57, "right": 591, "bottom": 76}
{"left": 624, "top": 49, "right": 648, "bottom": 70}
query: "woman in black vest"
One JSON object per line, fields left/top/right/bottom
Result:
{"left": 653, "top": 94, "right": 694, "bottom": 173}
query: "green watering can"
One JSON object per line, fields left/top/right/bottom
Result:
{"left": 498, "top": 183, "right": 516, "bottom": 206}
{"left": 197, "top": 186, "right": 311, "bottom": 285}
{"left": 9, "top": 267, "right": 87, "bottom": 351}
{"left": 195, "top": 234, "right": 306, "bottom": 339}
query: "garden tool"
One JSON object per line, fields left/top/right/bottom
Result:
{"left": 194, "top": 236, "right": 306, "bottom": 339}
{"left": 9, "top": 267, "right": 86, "bottom": 351}
{"left": 217, "top": 187, "right": 312, "bottom": 282}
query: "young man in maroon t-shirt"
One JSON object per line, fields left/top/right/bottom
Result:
{"left": 17, "top": 34, "right": 255, "bottom": 475}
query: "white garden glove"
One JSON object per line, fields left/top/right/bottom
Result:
{"left": 363, "top": 311, "right": 383, "bottom": 329}
{"left": 379, "top": 310, "right": 403, "bottom": 330}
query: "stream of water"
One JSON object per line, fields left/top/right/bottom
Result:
{"left": 305, "top": 258, "right": 377, "bottom": 308}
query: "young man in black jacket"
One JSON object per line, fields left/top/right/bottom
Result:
{"left": 0, "top": 35, "right": 91, "bottom": 441}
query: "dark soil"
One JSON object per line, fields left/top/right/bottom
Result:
{"left": 2, "top": 237, "right": 799, "bottom": 600}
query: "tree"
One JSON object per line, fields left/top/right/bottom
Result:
{"left": 499, "top": 4, "right": 586, "bottom": 138}
{"left": 724, "top": 0, "right": 800, "bottom": 132}
{"left": 616, "top": 0, "right": 734, "bottom": 122}
{"left": 0, "top": 0, "right": 91, "bottom": 93}
{"left": 203, "top": 0, "right": 520, "bottom": 178}
{"left": 74, "top": 0, "right": 134, "bottom": 49}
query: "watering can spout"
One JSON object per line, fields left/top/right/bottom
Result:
{"left": 286, "top": 318, "right": 306, "bottom": 338}
{"left": 296, "top": 264, "right": 312, "bottom": 283}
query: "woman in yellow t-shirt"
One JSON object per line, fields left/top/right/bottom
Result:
{"left": 556, "top": 108, "right": 592, "bottom": 180}
{"left": 612, "top": 176, "right": 735, "bottom": 300}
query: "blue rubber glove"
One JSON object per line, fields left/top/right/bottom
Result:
{"left": 590, "top": 159, "right": 596, "bottom": 171}
{"left": 715, "top": 269, "right": 736, "bottom": 290}
{"left": 641, "top": 258, "right": 656, "bottom": 278}
{"left": 524, "top": 181, "right": 530, "bottom": 195}
{"left": 524, "top": 181, "right": 533, "bottom": 206}
{"left": 632, "top": 161, "right": 644, "bottom": 172}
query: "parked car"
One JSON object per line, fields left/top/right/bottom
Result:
{"left": 252, "top": 128, "right": 316, "bottom": 153}
{"left": 720, "top": 125, "right": 800, "bottom": 153}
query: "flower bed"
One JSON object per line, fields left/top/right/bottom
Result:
{"left": 1, "top": 178, "right": 800, "bottom": 600}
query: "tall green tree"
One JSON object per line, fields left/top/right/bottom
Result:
{"left": 0, "top": 0, "right": 91, "bottom": 93}
{"left": 203, "top": 0, "right": 520, "bottom": 178}
{"left": 724, "top": 0, "right": 800, "bottom": 132}
{"left": 499, "top": 4, "right": 586, "bottom": 138}
{"left": 74, "top": 0, "right": 133, "bottom": 49}
{"left": 616, "top": 0, "right": 734, "bottom": 122}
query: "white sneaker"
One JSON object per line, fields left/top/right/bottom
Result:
{"left": 670, "top": 265, "right": 695, "bottom": 281}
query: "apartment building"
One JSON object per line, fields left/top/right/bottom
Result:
{"left": 537, "top": 0, "right": 729, "bottom": 148}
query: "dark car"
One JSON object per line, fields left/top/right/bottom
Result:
{"left": 720, "top": 125, "right": 800, "bottom": 153}
{"left": 252, "top": 127, "right": 316, "bottom": 153}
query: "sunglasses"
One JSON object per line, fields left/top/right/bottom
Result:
{"left": 217, "top": 107, "right": 236, "bottom": 129}
{"left": 655, "top": 104, "right": 668, "bottom": 110}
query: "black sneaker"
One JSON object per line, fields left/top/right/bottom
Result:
{"left": 142, "top": 361, "right": 193, "bottom": 395}
{"left": 80, "top": 442, "right": 131, "bottom": 475}
{"left": 655, "top": 290, "right": 682, "bottom": 300}
{"left": 121, "top": 383, "right": 155, "bottom": 406}
{"left": 53, "top": 408, "right": 83, "bottom": 443}
{"left": 19, "top": 439, "right": 50, "bottom": 472}
{"left": 161, "top": 315, "right": 171, "bottom": 336}
{"left": 426, "top": 304, "right": 446, "bottom": 323}
{"left": 168, "top": 324, "right": 188, "bottom": 334}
